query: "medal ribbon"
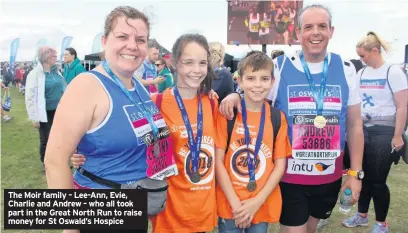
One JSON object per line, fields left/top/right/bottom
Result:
{"left": 241, "top": 99, "right": 266, "bottom": 183}
{"left": 102, "top": 60, "right": 159, "bottom": 140}
{"left": 173, "top": 87, "right": 203, "bottom": 173}
{"left": 299, "top": 52, "right": 329, "bottom": 116}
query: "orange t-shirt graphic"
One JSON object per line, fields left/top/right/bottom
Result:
{"left": 215, "top": 102, "right": 292, "bottom": 224}
{"left": 151, "top": 89, "right": 217, "bottom": 233}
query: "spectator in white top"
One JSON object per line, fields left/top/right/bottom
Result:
{"left": 342, "top": 31, "right": 408, "bottom": 233}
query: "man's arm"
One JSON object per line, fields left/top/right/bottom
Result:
{"left": 342, "top": 103, "right": 363, "bottom": 204}
{"left": 346, "top": 103, "right": 364, "bottom": 172}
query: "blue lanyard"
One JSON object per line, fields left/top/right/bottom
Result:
{"left": 102, "top": 60, "right": 159, "bottom": 139}
{"left": 241, "top": 99, "right": 266, "bottom": 182}
{"left": 299, "top": 52, "right": 329, "bottom": 116}
{"left": 173, "top": 87, "right": 203, "bottom": 173}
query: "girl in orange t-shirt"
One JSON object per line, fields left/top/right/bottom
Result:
{"left": 150, "top": 34, "right": 218, "bottom": 233}
{"left": 215, "top": 52, "right": 291, "bottom": 232}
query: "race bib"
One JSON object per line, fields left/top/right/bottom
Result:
{"left": 146, "top": 75, "right": 158, "bottom": 93}
{"left": 250, "top": 24, "right": 259, "bottom": 31}
{"left": 292, "top": 115, "right": 341, "bottom": 160}
{"left": 145, "top": 114, "right": 178, "bottom": 180}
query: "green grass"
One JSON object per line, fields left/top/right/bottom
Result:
{"left": 2, "top": 89, "right": 408, "bottom": 233}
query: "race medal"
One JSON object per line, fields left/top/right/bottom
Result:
{"left": 153, "top": 141, "right": 160, "bottom": 158}
{"left": 247, "top": 181, "right": 257, "bottom": 192}
{"left": 314, "top": 115, "right": 327, "bottom": 129}
{"left": 190, "top": 171, "right": 201, "bottom": 183}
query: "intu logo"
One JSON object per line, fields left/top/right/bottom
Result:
{"left": 291, "top": 162, "right": 332, "bottom": 172}
{"left": 287, "top": 159, "right": 335, "bottom": 175}
{"left": 291, "top": 162, "right": 313, "bottom": 172}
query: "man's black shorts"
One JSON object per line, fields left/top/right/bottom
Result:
{"left": 279, "top": 178, "right": 342, "bottom": 227}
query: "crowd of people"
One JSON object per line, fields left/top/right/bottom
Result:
{"left": 1, "top": 2, "right": 407, "bottom": 233}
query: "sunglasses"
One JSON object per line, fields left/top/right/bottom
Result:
{"left": 155, "top": 63, "right": 163, "bottom": 67}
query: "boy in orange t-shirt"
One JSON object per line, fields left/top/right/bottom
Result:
{"left": 215, "top": 51, "right": 292, "bottom": 232}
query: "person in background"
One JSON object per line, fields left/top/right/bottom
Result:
{"left": 15, "top": 64, "right": 24, "bottom": 92}
{"left": 63, "top": 47, "right": 86, "bottom": 84}
{"left": 259, "top": 11, "right": 271, "bottom": 44}
{"left": 155, "top": 57, "right": 174, "bottom": 93}
{"left": 2, "top": 63, "right": 13, "bottom": 88}
{"left": 232, "top": 70, "right": 239, "bottom": 91}
{"left": 136, "top": 40, "right": 165, "bottom": 94}
{"left": 245, "top": 6, "right": 260, "bottom": 44}
{"left": 342, "top": 31, "right": 407, "bottom": 233}
{"left": 163, "top": 54, "right": 175, "bottom": 74}
{"left": 21, "top": 63, "right": 33, "bottom": 95}
{"left": 25, "top": 46, "right": 66, "bottom": 169}
{"left": 274, "top": 1, "right": 296, "bottom": 45}
{"left": 209, "top": 42, "right": 234, "bottom": 103}
{"left": 1, "top": 80, "right": 14, "bottom": 122}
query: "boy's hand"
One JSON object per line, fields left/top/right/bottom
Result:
{"left": 70, "top": 154, "right": 86, "bottom": 168}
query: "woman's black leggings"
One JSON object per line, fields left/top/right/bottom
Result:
{"left": 358, "top": 126, "right": 398, "bottom": 222}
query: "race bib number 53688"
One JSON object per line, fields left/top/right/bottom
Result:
{"left": 292, "top": 115, "right": 341, "bottom": 160}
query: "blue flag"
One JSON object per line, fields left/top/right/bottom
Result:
{"left": 9, "top": 38, "right": 20, "bottom": 72}
{"left": 60, "top": 36, "right": 73, "bottom": 61}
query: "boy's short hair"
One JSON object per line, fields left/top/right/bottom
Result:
{"left": 237, "top": 51, "right": 274, "bottom": 78}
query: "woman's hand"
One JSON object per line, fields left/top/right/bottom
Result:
{"left": 392, "top": 136, "right": 404, "bottom": 152}
{"left": 219, "top": 93, "right": 241, "bottom": 120}
{"left": 32, "top": 121, "right": 40, "bottom": 129}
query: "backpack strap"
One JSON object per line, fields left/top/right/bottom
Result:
{"left": 385, "top": 65, "right": 408, "bottom": 131}
{"left": 225, "top": 108, "right": 238, "bottom": 154}
{"left": 270, "top": 106, "right": 282, "bottom": 146}
{"left": 225, "top": 105, "right": 282, "bottom": 153}
{"left": 359, "top": 67, "right": 367, "bottom": 80}
{"left": 385, "top": 64, "right": 395, "bottom": 93}
{"left": 210, "top": 98, "right": 215, "bottom": 118}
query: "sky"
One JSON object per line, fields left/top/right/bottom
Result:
{"left": 0, "top": 0, "right": 407, "bottom": 63}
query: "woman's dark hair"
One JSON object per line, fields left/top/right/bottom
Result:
{"left": 65, "top": 47, "right": 78, "bottom": 59}
{"left": 171, "top": 33, "right": 214, "bottom": 94}
{"left": 156, "top": 57, "right": 166, "bottom": 65}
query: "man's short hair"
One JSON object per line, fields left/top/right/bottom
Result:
{"left": 148, "top": 39, "right": 160, "bottom": 49}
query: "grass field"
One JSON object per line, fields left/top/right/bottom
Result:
{"left": 1, "top": 89, "right": 407, "bottom": 233}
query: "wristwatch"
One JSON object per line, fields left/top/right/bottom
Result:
{"left": 347, "top": 169, "right": 365, "bottom": 180}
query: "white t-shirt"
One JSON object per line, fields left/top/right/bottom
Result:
{"left": 359, "top": 63, "right": 408, "bottom": 121}
{"left": 267, "top": 50, "right": 361, "bottom": 107}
